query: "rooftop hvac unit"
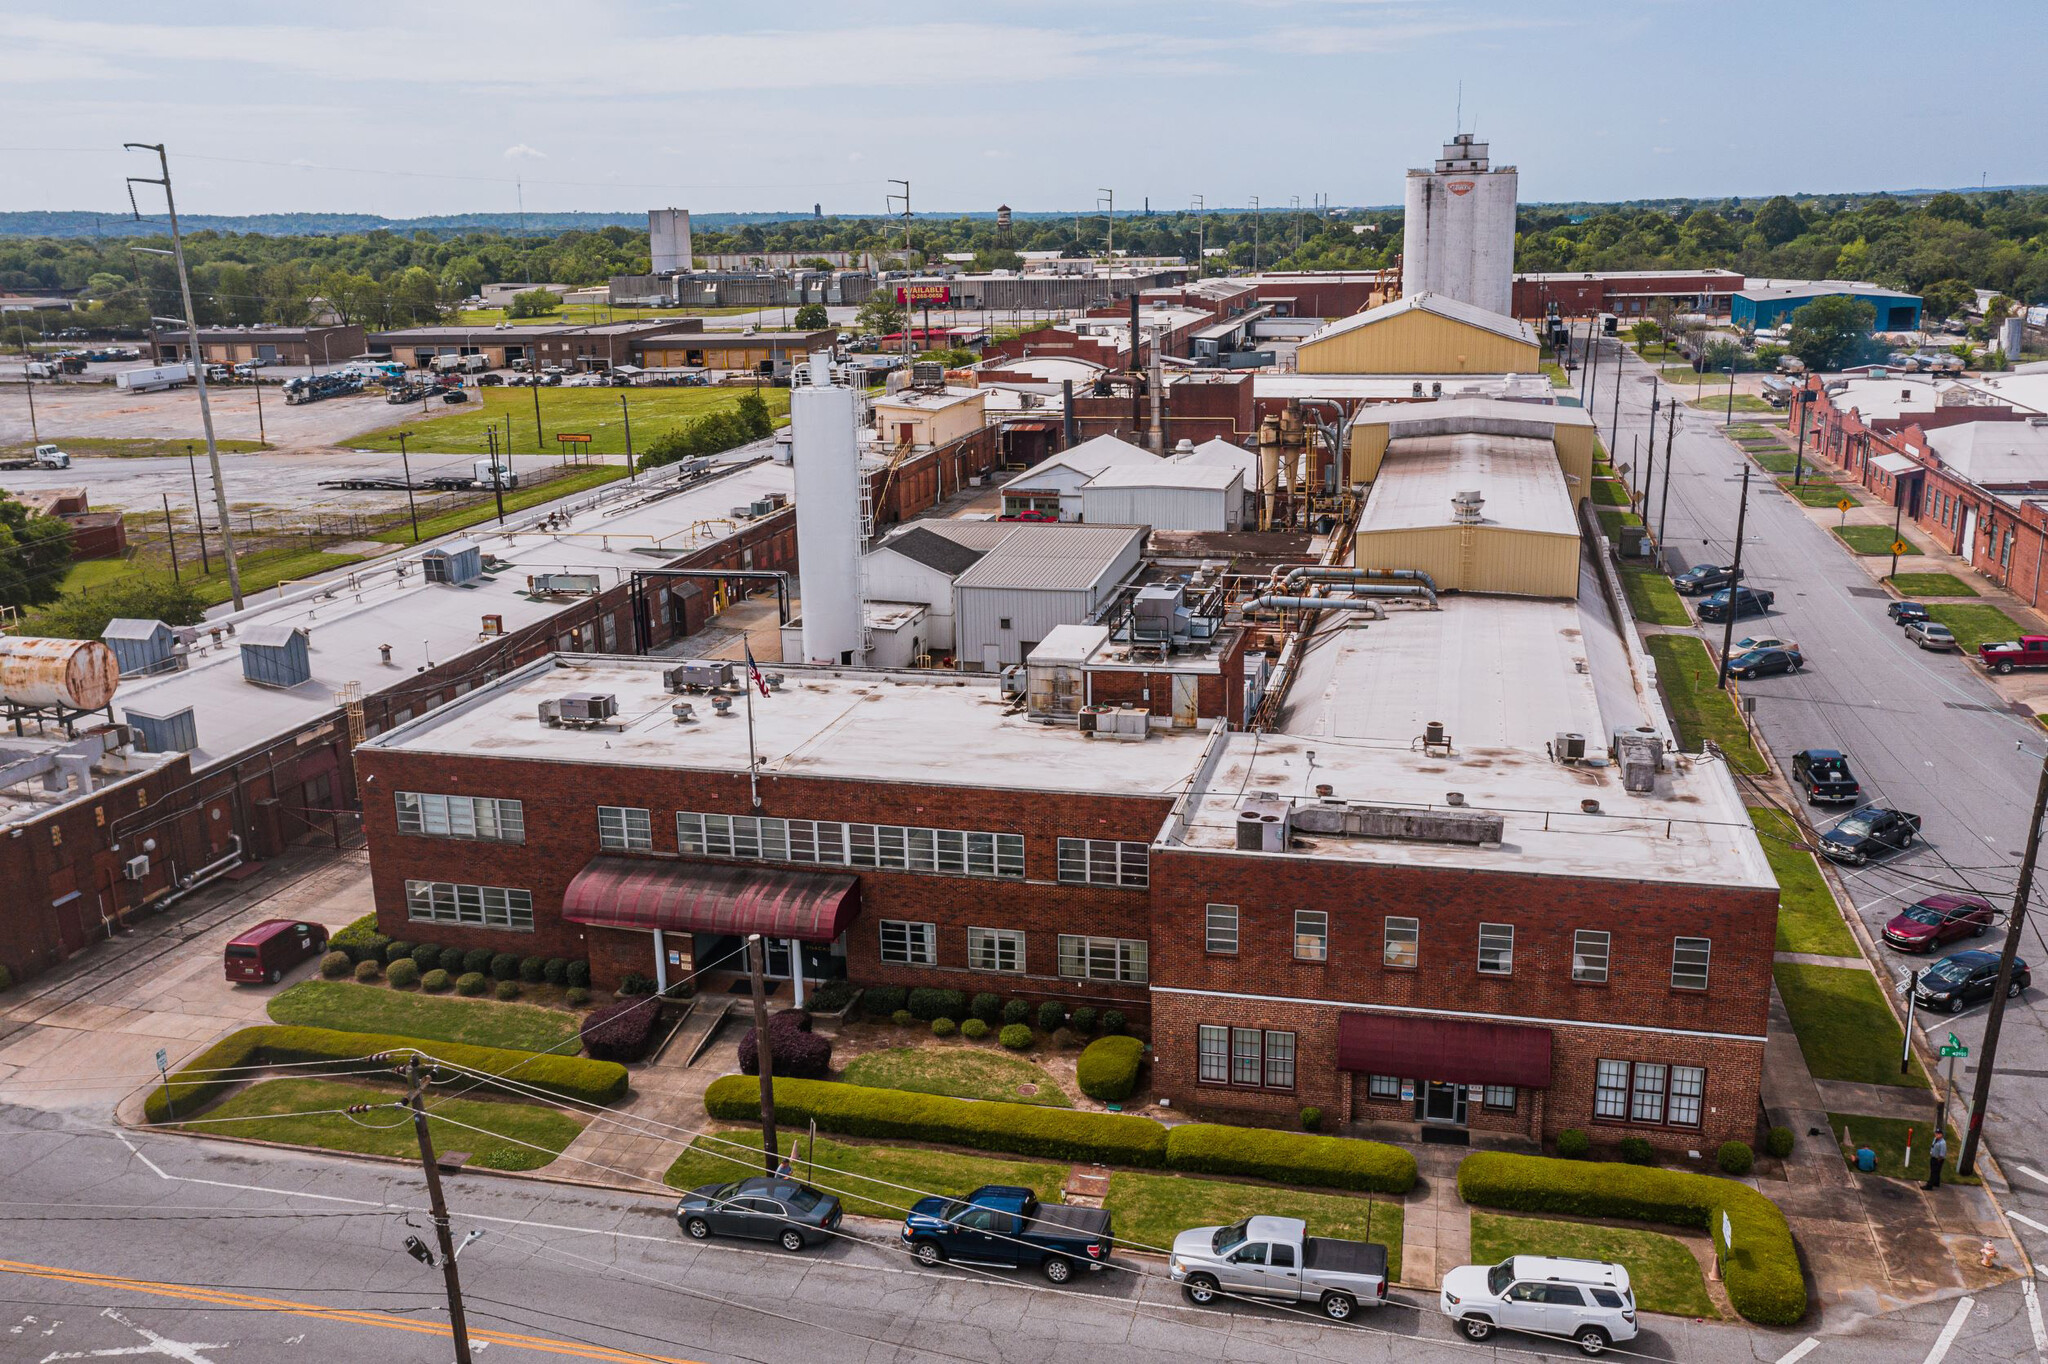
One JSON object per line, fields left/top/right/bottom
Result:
{"left": 528, "top": 572, "right": 600, "bottom": 596}
{"left": 122, "top": 854, "right": 150, "bottom": 882}
{"left": 123, "top": 704, "right": 197, "bottom": 755}
{"left": 1450, "top": 489, "right": 1485, "bottom": 524}
{"left": 748, "top": 498, "right": 781, "bottom": 518}
{"left": 1078, "top": 703, "right": 1111, "bottom": 734}
{"left": 1235, "top": 796, "right": 1290, "bottom": 852}
{"left": 238, "top": 624, "right": 311, "bottom": 689}
{"left": 665, "top": 660, "right": 734, "bottom": 692}
{"left": 1132, "top": 584, "right": 1185, "bottom": 640}
{"left": 557, "top": 691, "right": 618, "bottom": 723}
{"left": 1101, "top": 707, "right": 1151, "bottom": 741}
{"left": 1290, "top": 801, "right": 1505, "bottom": 847}
{"left": 1614, "top": 729, "right": 1664, "bottom": 794}
{"left": 423, "top": 539, "right": 483, "bottom": 585}
{"left": 1553, "top": 732, "right": 1588, "bottom": 763}
{"left": 911, "top": 361, "right": 945, "bottom": 390}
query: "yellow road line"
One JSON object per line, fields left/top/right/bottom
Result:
{"left": 0, "top": 1257, "right": 701, "bottom": 1363}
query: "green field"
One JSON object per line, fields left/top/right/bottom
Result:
{"left": 180, "top": 1077, "right": 583, "bottom": 1171}
{"left": 1830, "top": 1113, "right": 1976, "bottom": 1186}
{"left": 1469, "top": 1212, "right": 1716, "bottom": 1319}
{"left": 1773, "top": 963, "right": 1927, "bottom": 1088}
{"left": 840, "top": 1045, "right": 1073, "bottom": 1108}
{"left": 1106, "top": 1173, "right": 1402, "bottom": 1280}
{"left": 1780, "top": 477, "right": 1855, "bottom": 509}
{"left": 56, "top": 558, "right": 133, "bottom": 596}
{"left": 1887, "top": 572, "right": 1977, "bottom": 598}
{"left": 1689, "top": 394, "right": 1778, "bottom": 415}
{"left": 3, "top": 437, "right": 269, "bottom": 459}
{"left": 1750, "top": 806, "right": 1859, "bottom": 957}
{"left": 1620, "top": 563, "right": 1690, "bottom": 626}
{"left": 1746, "top": 448, "right": 1799, "bottom": 475}
{"left": 1592, "top": 477, "right": 1632, "bottom": 508}
{"left": 353, "top": 385, "right": 791, "bottom": 458}
{"left": 1644, "top": 634, "right": 1766, "bottom": 772}
{"left": 663, "top": 1129, "right": 1066, "bottom": 1220}
{"left": 1928, "top": 603, "right": 2027, "bottom": 653}
{"left": 1834, "top": 525, "right": 1919, "bottom": 556}
{"left": 184, "top": 546, "right": 368, "bottom": 608}
{"left": 268, "top": 980, "right": 582, "bottom": 1053}
{"left": 369, "top": 465, "right": 632, "bottom": 544}
{"left": 1541, "top": 361, "right": 1570, "bottom": 388}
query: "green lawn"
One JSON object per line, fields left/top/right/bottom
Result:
{"left": 1541, "top": 361, "right": 1570, "bottom": 388}
{"left": 1689, "top": 394, "right": 1778, "bottom": 415}
{"left": 353, "top": 386, "right": 791, "bottom": 458}
{"left": 1596, "top": 508, "right": 1643, "bottom": 541}
{"left": 1592, "top": 477, "right": 1632, "bottom": 508}
{"left": 1644, "top": 634, "right": 1766, "bottom": 772}
{"left": 1746, "top": 449, "right": 1799, "bottom": 475}
{"left": 1750, "top": 806, "right": 1859, "bottom": 956}
{"left": 58, "top": 557, "right": 134, "bottom": 595}
{"left": 1620, "top": 563, "right": 1690, "bottom": 627}
{"left": 1780, "top": 478, "right": 1856, "bottom": 509}
{"left": 840, "top": 1044, "right": 1072, "bottom": 1108}
{"left": 1834, "top": 525, "right": 1920, "bottom": 556}
{"left": 268, "top": 980, "right": 582, "bottom": 1053}
{"left": 1106, "top": 1173, "right": 1402, "bottom": 1280}
{"left": 1773, "top": 963, "right": 1928, "bottom": 1088}
{"left": 1469, "top": 1212, "right": 1716, "bottom": 1319}
{"left": 3, "top": 437, "right": 268, "bottom": 460}
{"left": 183, "top": 546, "right": 368, "bottom": 608}
{"left": 662, "top": 1129, "right": 1066, "bottom": 1219}
{"left": 1660, "top": 365, "right": 1706, "bottom": 383}
{"left": 1928, "top": 603, "right": 2027, "bottom": 654}
{"left": 1887, "top": 572, "right": 1977, "bottom": 598}
{"left": 369, "top": 464, "right": 632, "bottom": 544}
{"left": 181, "top": 1077, "right": 583, "bottom": 1171}
{"left": 1829, "top": 1113, "right": 1977, "bottom": 1186}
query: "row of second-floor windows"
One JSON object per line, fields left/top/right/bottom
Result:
{"left": 878, "top": 920, "right": 1148, "bottom": 983}
{"left": 395, "top": 792, "right": 524, "bottom": 843}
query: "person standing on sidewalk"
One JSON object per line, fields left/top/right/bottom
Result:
{"left": 1927, "top": 1132, "right": 1949, "bottom": 1190}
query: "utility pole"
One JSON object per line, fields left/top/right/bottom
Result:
{"left": 161, "top": 493, "right": 180, "bottom": 581}
{"left": 1642, "top": 381, "right": 1660, "bottom": 534}
{"left": 887, "top": 179, "right": 913, "bottom": 364}
{"left": 1724, "top": 362, "right": 1737, "bottom": 427}
{"left": 1659, "top": 394, "right": 1677, "bottom": 547}
{"left": 1715, "top": 463, "right": 1752, "bottom": 691}
{"left": 20, "top": 356, "right": 36, "bottom": 444}
{"left": 1585, "top": 323, "right": 1599, "bottom": 412}
{"left": 1791, "top": 386, "right": 1814, "bottom": 486}
{"left": 1609, "top": 331, "right": 1624, "bottom": 452}
{"left": 395, "top": 430, "right": 420, "bottom": 542}
{"left": 186, "top": 443, "right": 210, "bottom": 573}
{"left": 1250, "top": 197, "right": 1261, "bottom": 271}
{"left": 403, "top": 1054, "right": 475, "bottom": 1364}
{"left": 1958, "top": 747, "right": 2048, "bottom": 1177}
{"left": 621, "top": 392, "right": 635, "bottom": 482}
{"left": 531, "top": 374, "right": 543, "bottom": 450}
{"left": 486, "top": 428, "right": 506, "bottom": 523}
{"left": 1888, "top": 487, "right": 1907, "bottom": 579}
{"left": 747, "top": 933, "right": 780, "bottom": 1176}
{"left": 251, "top": 368, "right": 266, "bottom": 447}
{"left": 126, "top": 142, "right": 243, "bottom": 608}
{"left": 1098, "top": 189, "right": 1113, "bottom": 257}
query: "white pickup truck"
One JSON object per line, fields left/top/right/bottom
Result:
{"left": 1169, "top": 1215, "right": 1389, "bottom": 1321}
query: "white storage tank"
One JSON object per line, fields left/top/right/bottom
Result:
{"left": 789, "top": 349, "right": 866, "bottom": 666}
{"left": 1401, "top": 132, "right": 1517, "bottom": 318}
{"left": 0, "top": 636, "right": 120, "bottom": 711}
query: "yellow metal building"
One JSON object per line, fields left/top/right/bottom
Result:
{"left": 1295, "top": 293, "right": 1539, "bottom": 375}
{"left": 1345, "top": 397, "right": 1596, "bottom": 497}
{"left": 1351, "top": 432, "right": 1581, "bottom": 598}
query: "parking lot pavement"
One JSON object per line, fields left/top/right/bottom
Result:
{"left": 0, "top": 373, "right": 429, "bottom": 451}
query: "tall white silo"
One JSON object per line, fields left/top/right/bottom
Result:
{"left": 1401, "top": 133, "right": 1517, "bottom": 317}
{"left": 789, "top": 353, "right": 866, "bottom": 666}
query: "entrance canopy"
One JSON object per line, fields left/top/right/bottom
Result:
{"left": 562, "top": 857, "right": 859, "bottom": 943}
{"left": 1336, "top": 1011, "right": 1552, "bottom": 1088}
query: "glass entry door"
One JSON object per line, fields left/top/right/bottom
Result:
{"left": 1419, "top": 1081, "right": 1468, "bottom": 1125}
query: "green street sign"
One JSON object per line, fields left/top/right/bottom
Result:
{"left": 1948, "top": 1033, "right": 1965, "bottom": 1049}
{"left": 1940, "top": 1044, "right": 1968, "bottom": 1058}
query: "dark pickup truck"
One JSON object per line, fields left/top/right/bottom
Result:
{"left": 1791, "top": 748, "right": 1861, "bottom": 805}
{"left": 1673, "top": 563, "right": 1740, "bottom": 596}
{"left": 1820, "top": 805, "right": 1921, "bottom": 865}
{"left": 901, "top": 1184, "right": 1112, "bottom": 1283}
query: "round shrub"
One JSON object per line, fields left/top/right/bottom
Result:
{"left": 495, "top": 979, "right": 521, "bottom": 1001}
{"left": 1301, "top": 1107, "right": 1323, "bottom": 1132}
{"left": 1555, "top": 1128, "right": 1591, "bottom": 1159}
{"left": 1069, "top": 1006, "right": 1098, "bottom": 1036}
{"left": 489, "top": 952, "right": 520, "bottom": 982}
{"left": 808, "top": 978, "right": 857, "bottom": 1013}
{"left": 319, "top": 951, "right": 352, "bottom": 980}
{"left": 961, "top": 1018, "right": 990, "bottom": 1040}
{"left": 542, "top": 957, "right": 570, "bottom": 987}
{"left": 565, "top": 986, "right": 591, "bottom": 1006}
{"left": 583, "top": 999, "right": 662, "bottom": 1063}
{"left": 890, "top": 1009, "right": 914, "bottom": 1028}
{"left": 421, "top": 968, "right": 451, "bottom": 993}
{"left": 353, "top": 959, "right": 382, "bottom": 983}
{"left": 1051, "top": 1026, "right": 1082, "bottom": 1051}
{"left": 907, "top": 987, "right": 967, "bottom": 1023}
{"left": 773, "top": 1009, "right": 814, "bottom": 1034}
{"left": 970, "top": 992, "right": 1003, "bottom": 1024}
{"left": 1718, "top": 1141, "right": 1755, "bottom": 1176}
{"left": 1101, "top": 1010, "right": 1126, "bottom": 1036}
{"left": 862, "top": 985, "right": 907, "bottom": 1018}
{"left": 463, "top": 948, "right": 494, "bottom": 977}
{"left": 1765, "top": 1126, "right": 1795, "bottom": 1159}
{"left": 1036, "top": 1000, "right": 1066, "bottom": 1032}
{"left": 932, "top": 1018, "right": 958, "bottom": 1038}
{"left": 386, "top": 958, "right": 421, "bottom": 989}
{"left": 1618, "top": 1136, "right": 1656, "bottom": 1166}
{"left": 519, "top": 955, "right": 546, "bottom": 984}
{"left": 384, "top": 940, "right": 415, "bottom": 965}
{"left": 999, "top": 1023, "right": 1033, "bottom": 1050}
{"left": 566, "top": 959, "right": 591, "bottom": 989}
{"left": 737, "top": 1023, "right": 832, "bottom": 1079}
{"left": 406, "top": 942, "right": 438, "bottom": 971}
{"left": 617, "top": 973, "right": 655, "bottom": 997}
{"left": 331, "top": 916, "right": 391, "bottom": 965}
{"left": 456, "top": 972, "right": 487, "bottom": 997}
{"left": 1001, "top": 998, "right": 1032, "bottom": 1027}
{"left": 1076, "top": 1035, "right": 1145, "bottom": 1102}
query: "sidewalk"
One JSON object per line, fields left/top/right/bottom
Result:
{"left": 1396, "top": 1145, "right": 1470, "bottom": 1290}
{"left": 554, "top": 998, "right": 738, "bottom": 1191}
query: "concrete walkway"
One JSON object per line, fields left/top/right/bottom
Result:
{"left": 1398, "top": 1146, "right": 1470, "bottom": 1290}
{"left": 555, "top": 999, "right": 738, "bottom": 1192}
{"left": 1776, "top": 951, "right": 1874, "bottom": 970}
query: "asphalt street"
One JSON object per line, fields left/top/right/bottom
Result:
{"left": 0, "top": 1104, "right": 2036, "bottom": 1364}
{"left": 1581, "top": 341, "right": 2048, "bottom": 1167}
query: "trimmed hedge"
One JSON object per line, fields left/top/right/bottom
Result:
{"left": 1101, "top": 1009, "right": 1126, "bottom": 1036}
{"left": 143, "top": 1024, "right": 627, "bottom": 1124}
{"left": 384, "top": 940, "right": 415, "bottom": 965}
{"left": 1718, "top": 1141, "right": 1755, "bottom": 1175}
{"left": 1036, "top": 1000, "right": 1066, "bottom": 1032}
{"left": 581, "top": 1000, "right": 661, "bottom": 1062}
{"left": 490, "top": 953, "right": 520, "bottom": 983}
{"left": 462, "top": 948, "right": 494, "bottom": 977}
{"left": 706, "top": 1075, "right": 1167, "bottom": 1167}
{"left": 739, "top": 1025, "right": 832, "bottom": 1079}
{"left": 1165, "top": 1123, "right": 1416, "bottom": 1195}
{"left": 456, "top": 972, "right": 487, "bottom": 997}
{"left": 421, "top": 969, "right": 452, "bottom": 994}
{"left": 543, "top": 958, "right": 570, "bottom": 987}
{"left": 1458, "top": 1152, "right": 1805, "bottom": 1326}
{"left": 970, "top": 992, "right": 1003, "bottom": 1024}
{"left": 565, "top": 986, "right": 591, "bottom": 1006}
{"left": 1076, "top": 1035, "right": 1145, "bottom": 1102}
{"left": 330, "top": 914, "right": 389, "bottom": 965}
{"left": 519, "top": 956, "right": 547, "bottom": 984}
{"left": 319, "top": 951, "right": 352, "bottom": 980}
{"left": 1069, "top": 1006, "right": 1098, "bottom": 1036}
{"left": 961, "top": 1018, "right": 990, "bottom": 1040}
{"left": 862, "top": 985, "right": 907, "bottom": 1018}
{"left": 999, "top": 1023, "right": 1032, "bottom": 1050}
{"left": 1766, "top": 1126, "right": 1795, "bottom": 1159}
{"left": 386, "top": 958, "right": 421, "bottom": 989}
{"left": 907, "top": 987, "right": 967, "bottom": 1023}
{"left": 932, "top": 1018, "right": 957, "bottom": 1038}
{"left": 1556, "top": 1128, "right": 1591, "bottom": 1159}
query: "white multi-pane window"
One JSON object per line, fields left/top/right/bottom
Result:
{"left": 1294, "top": 910, "right": 1329, "bottom": 962}
{"left": 1197, "top": 1025, "right": 1230, "bottom": 1083}
{"left": 396, "top": 793, "right": 524, "bottom": 843}
{"left": 1594, "top": 1059, "right": 1631, "bottom": 1120}
{"left": 1483, "top": 1085, "right": 1518, "bottom": 1111}
{"left": 1213, "top": 1027, "right": 1293, "bottom": 1090}
{"left": 1205, "top": 905, "right": 1239, "bottom": 954}
{"left": 1671, "top": 937, "right": 1711, "bottom": 991}
{"left": 1595, "top": 1059, "right": 1706, "bottom": 1127}
{"left": 676, "top": 812, "right": 1022, "bottom": 879}
{"left": 597, "top": 805, "right": 653, "bottom": 852}
{"left": 1384, "top": 916, "right": 1419, "bottom": 968}
{"left": 879, "top": 920, "right": 937, "bottom": 966}
{"left": 1477, "top": 922, "right": 1514, "bottom": 975}
{"left": 1057, "top": 935, "right": 1148, "bottom": 983}
{"left": 966, "top": 927, "right": 1025, "bottom": 974}
{"left": 1367, "top": 1074, "right": 1403, "bottom": 1099}
{"left": 1055, "top": 838, "right": 1149, "bottom": 888}
{"left": 404, "top": 881, "right": 533, "bottom": 931}
{"left": 1573, "top": 930, "right": 1611, "bottom": 984}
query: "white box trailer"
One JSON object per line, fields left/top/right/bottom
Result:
{"left": 116, "top": 363, "right": 195, "bottom": 393}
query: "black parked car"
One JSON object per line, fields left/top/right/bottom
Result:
{"left": 1820, "top": 805, "right": 1921, "bottom": 864}
{"left": 675, "top": 1176, "right": 843, "bottom": 1251}
{"left": 1791, "top": 749, "right": 1861, "bottom": 804}
{"left": 1888, "top": 601, "right": 1930, "bottom": 625}
{"left": 1911, "top": 950, "right": 2030, "bottom": 1014}
{"left": 1729, "top": 646, "right": 1802, "bottom": 679}
{"left": 1697, "top": 586, "right": 1775, "bottom": 623}
{"left": 1673, "top": 563, "right": 1741, "bottom": 596}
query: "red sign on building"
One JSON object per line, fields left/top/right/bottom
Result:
{"left": 897, "top": 284, "right": 952, "bottom": 306}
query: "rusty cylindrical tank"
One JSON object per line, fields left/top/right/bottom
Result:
{"left": 0, "top": 637, "right": 121, "bottom": 710}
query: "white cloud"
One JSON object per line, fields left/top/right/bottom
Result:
{"left": 503, "top": 144, "right": 547, "bottom": 161}
{"left": 1652, "top": 146, "right": 1674, "bottom": 156}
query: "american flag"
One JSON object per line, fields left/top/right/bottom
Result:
{"left": 743, "top": 640, "right": 770, "bottom": 698}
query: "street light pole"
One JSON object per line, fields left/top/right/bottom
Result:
{"left": 396, "top": 430, "right": 420, "bottom": 542}
{"left": 1715, "top": 463, "right": 1752, "bottom": 692}
{"left": 1659, "top": 394, "right": 1677, "bottom": 547}
{"left": 1610, "top": 331, "right": 1624, "bottom": 453}
{"left": 620, "top": 392, "right": 635, "bottom": 482}
{"left": 186, "top": 443, "right": 210, "bottom": 573}
{"left": 1724, "top": 363, "right": 1737, "bottom": 428}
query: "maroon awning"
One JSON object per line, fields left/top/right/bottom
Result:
{"left": 1336, "top": 1011, "right": 1552, "bottom": 1088}
{"left": 561, "top": 858, "right": 859, "bottom": 943}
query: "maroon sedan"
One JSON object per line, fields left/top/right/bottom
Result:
{"left": 1881, "top": 895, "right": 1994, "bottom": 953}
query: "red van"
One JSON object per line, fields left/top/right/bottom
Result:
{"left": 224, "top": 919, "right": 329, "bottom": 985}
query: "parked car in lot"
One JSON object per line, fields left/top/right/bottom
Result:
{"left": 1882, "top": 894, "right": 1995, "bottom": 953}
{"left": 1728, "top": 646, "right": 1802, "bottom": 679}
{"left": 1791, "top": 749, "right": 1861, "bottom": 805}
{"left": 1672, "top": 563, "right": 1740, "bottom": 595}
{"left": 1981, "top": 636, "right": 2048, "bottom": 673}
{"left": 1888, "top": 601, "right": 1930, "bottom": 625}
{"left": 1904, "top": 620, "right": 1957, "bottom": 651}
{"left": 223, "top": 919, "right": 329, "bottom": 984}
{"left": 1732, "top": 634, "right": 1796, "bottom": 655}
{"left": 1440, "top": 1256, "right": 1637, "bottom": 1355}
{"left": 1696, "top": 586, "right": 1775, "bottom": 623}
{"left": 901, "top": 1184, "right": 1111, "bottom": 1283}
{"left": 675, "top": 1176, "right": 842, "bottom": 1251}
{"left": 1911, "top": 949, "right": 2030, "bottom": 1014}
{"left": 1169, "top": 1215, "right": 1389, "bottom": 1321}
{"left": 1820, "top": 805, "right": 1920, "bottom": 864}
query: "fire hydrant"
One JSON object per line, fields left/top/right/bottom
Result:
{"left": 1981, "top": 1241, "right": 2001, "bottom": 1269}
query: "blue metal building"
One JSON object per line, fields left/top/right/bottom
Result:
{"left": 1732, "top": 284, "right": 1922, "bottom": 333}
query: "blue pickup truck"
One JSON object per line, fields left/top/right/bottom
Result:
{"left": 901, "top": 1184, "right": 1113, "bottom": 1283}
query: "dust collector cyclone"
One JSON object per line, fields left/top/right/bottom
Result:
{"left": 0, "top": 637, "right": 120, "bottom": 710}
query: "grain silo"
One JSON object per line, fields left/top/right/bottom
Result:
{"left": 1401, "top": 132, "right": 1517, "bottom": 318}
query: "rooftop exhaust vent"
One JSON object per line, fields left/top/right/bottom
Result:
{"left": 1451, "top": 489, "right": 1485, "bottom": 524}
{"left": 1291, "top": 801, "right": 1503, "bottom": 847}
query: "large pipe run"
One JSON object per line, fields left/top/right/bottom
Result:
{"left": 1252, "top": 594, "right": 1388, "bottom": 618}
{"left": 1272, "top": 565, "right": 1441, "bottom": 597}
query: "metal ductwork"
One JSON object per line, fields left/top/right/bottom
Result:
{"left": 1252, "top": 593, "right": 1393, "bottom": 616}
{"left": 1277, "top": 565, "right": 1440, "bottom": 595}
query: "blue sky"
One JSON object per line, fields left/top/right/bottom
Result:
{"left": 2, "top": 1, "right": 2043, "bottom": 218}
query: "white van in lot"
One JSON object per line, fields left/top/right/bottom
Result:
{"left": 1439, "top": 1255, "right": 1637, "bottom": 1355}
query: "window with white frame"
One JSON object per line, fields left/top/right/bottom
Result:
{"left": 1205, "top": 904, "right": 1239, "bottom": 954}
{"left": 1594, "top": 1059, "right": 1631, "bottom": 1120}
{"left": 676, "top": 812, "right": 1023, "bottom": 879}
{"left": 1197, "top": 1025, "right": 1230, "bottom": 1083}
{"left": 1594, "top": 1059, "right": 1704, "bottom": 1127}
{"left": 1483, "top": 1084, "right": 1518, "bottom": 1111}
{"left": 1294, "top": 910, "right": 1329, "bottom": 961}
{"left": 1573, "top": 930, "right": 1611, "bottom": 984}
{"left": 1200, "top": 1025, "right": 1294, "bottom": 1090}
{"left": 1367, "top": 1074, "right": 1403, "bottom": 1099}
{"left": 1384, "top": 916, "right": 1419, "bottom": 969}
{"left": 1056, "top": 838, "right": 1149, "bottom": 888}
{"left": 1672, "top": 937, "right": 1710, "bottom": 990}
{"left": 879, "top": 920, "right": 937, "bottom": 966}
{"left": 1477, "top": 922, "right": 1514, "bottom": 975}
{"left": 597, "top": 805, "right": 652, "bottom": 852}
{"left": 1057, "top": 935, "right": 1148, "bottom": 983}
{"left": 396, "top": 792, "right": 524, "bottom": 843}
{"left": 966, "top": 927, "right": 1025, "bottom": 974}
{"left": 404, "top": 880, "right": 533, "bottom": 931}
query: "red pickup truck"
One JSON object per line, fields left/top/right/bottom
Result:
{"left": 1981, "top": 636, "right": 2048, "bottom": 673}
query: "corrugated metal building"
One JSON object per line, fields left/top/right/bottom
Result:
{"left": 1352, "top": 433, "right": 1579, "bottom": 597}
{"left": 1295, "top": 293, "right": 1539, "bottom": 375}
{"left": 1079, "top": 461, "right": 1246, "bottom": 532}
{"left": 860, "top": 522, "right": 1013, "bottom": 652}
{"left": 1346, "top": 397, "right": 1597, "bottom": 498}
{"left": 953, "top": 524, "right": 1146, "bottom": 671}
{"left": 998, "top": 435, "right": 1159, "bottom": 520}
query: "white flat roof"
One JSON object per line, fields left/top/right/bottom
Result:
{"left": 1925, "top": 418, "right": 2048, "bottom": 482}
{"left": 874, "top": 387, "right": 984, "bottom": 413}
{"left": 1083, "top": 461, "right": 1243, "bottom": 492}
{"left": 1973, "top": 374, "right": 2048, "bottom": 416}
{"left": 1825, "top": 375, "right": 1957, "bottom": 421}
{"left": 1360, "top": 433, "right": 1577, "bottom": 537}
{"left": 366, "top": 656, "right": 1212, "bottom": 799}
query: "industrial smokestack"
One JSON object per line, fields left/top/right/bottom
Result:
{"left": 789, "top": 352, "right": 865, "bottom": 666}
{"left": 1061, "top": 379, "right": 1077, "bottom": 448}
{"left": 1129, "top": 294, "right": 1143, "bottom": 434}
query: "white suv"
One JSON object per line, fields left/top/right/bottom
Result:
{"left": 1439, "top": 1255, "right": 1637, "bottom": 1356}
